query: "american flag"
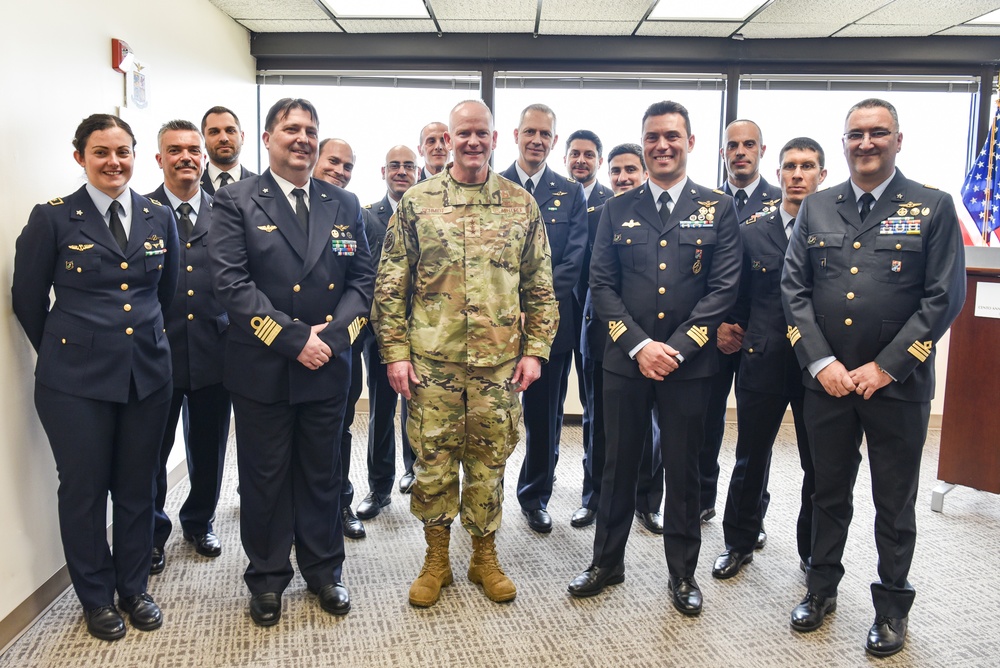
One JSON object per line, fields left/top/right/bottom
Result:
{"left": 961, "top": 99, "right": 1000, "bottom": 245}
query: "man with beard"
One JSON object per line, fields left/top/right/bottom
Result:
{"left": 200, "top": 106, "right": 255, "bottom": 195}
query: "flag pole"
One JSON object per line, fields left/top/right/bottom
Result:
{"left": 985, "top": 89, "right": 1000, "bottom": 245}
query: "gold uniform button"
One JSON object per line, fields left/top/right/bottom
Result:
{"left": 125, "top": 327, "right": 134, "bottom": 335}
{"left": 845, "top": 318, "right": 853, "bottom": 326}
{"left": 660, "top": 240, "right": 667, "bottom": 247}
{"left": 187, "top": 314, "right": 194, "bottom": 321}
{"left": 847, "top": 292, "right": 855, "bottom": 300}
{"left": 187, "top": 289, "right": 195, "bottom": 297}
{"left": 626, "top": 238, "right": 632, "bottom": 245}
{"left": 186, "top": 265, "right": 193, "bottom": 272}
{"left": 326, "top": 315, "right": 333, "bottom": 322}
{"left": 853, "top": 241, "right": 861, "bottom": 249}
{"left": 120, "top": 283, "right": 128, "bottom": 291}
{"left": 120, "top": 262, "right": 128, "bottom": 270}
{"left": 328, "top": 283, "right": 335, "bottom": 290}
{"left": 659, "top": 263, "right": 666, "bottom": 270}
{"left": 123, "top": 304, "right": 131, "bottom": 312}
{"left": 658, "top": 287, "right": 666, "bottom": 294}
{"left": 895, "top": 243, "right": 902, "bottom": 250}
{"left": 819, "top": 241, "right": 825, "bottom": 247}
{"left": 61, "top": 338, "right": 66, "bottom": 345}
{"left": 186, "top": 242, "right": 192, "bottom": 249}
{"left": 762, "top": 268, "right": 767, "bottom": 273}
{"left": 158, "top": 265, "right": 163, "bottom": 271}
{"left": 658, "top": 312, "right": 665, "bottom": 319}
{"left": 748, "top": 347, "right": 754, "bottom": 353}
{"left": 76, "top": 267, "right": 82, "bottom": 273}
{"left": 293, "top": 285, "right": 301, "bottom": 292}
{"left": 850, "top": 267, "right": 859, "bottom": 274}
{"left": 696, "top": 239, "right": 702, "bottom": 245}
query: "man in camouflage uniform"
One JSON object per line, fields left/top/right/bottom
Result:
{"left": 373, "top": 99, "right": 557, "bottom": 607}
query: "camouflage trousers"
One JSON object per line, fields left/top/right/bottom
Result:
{"left": 406, "top": 353, "right": 522, "bottom": 536}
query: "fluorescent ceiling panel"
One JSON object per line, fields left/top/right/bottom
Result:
{"left": 649, "top": 0, "right": 766, "bottom": 21}
{"left": 970, "top": 8, "right": 1000, "bottom": 24}
{"left": 318, "top": 0, "right": 430, "bottom": 18}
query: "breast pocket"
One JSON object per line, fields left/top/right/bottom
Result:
{"left": 614, "top": 227, "right": 648, "bottom": 273}
{"left": 807, "top": 232, "right": 844, "bottom": 279}
{"left": 750, "top": 253, "right": 783, "bottom": 292}
{"left": 485, "top": 221, "right": 526, "bottom": 274}
{"left": 677, "top": 228, "right": 716, "bottom": 276}
{"left": 873, "top": 235, "right": 923, "bottom": 284}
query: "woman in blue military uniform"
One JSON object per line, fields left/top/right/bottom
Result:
{"left": 11, "top": 114, "right": 179, "bottom": 641}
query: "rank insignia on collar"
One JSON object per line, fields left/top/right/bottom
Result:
{"left": 76, "top": 210, "right": 84, "bottom": 216}
{"left": 257, "top": 225, "right": 278, "bottom": 233}
{"left": 143, "top": 208, "right": 150, "bottom": 214}
{"left": 621, "top": 220, "right": 641, "bottom": 228}
{"left": 698, "top": 200, "right": 719, "bottom": 208}
{"left": 587, "top": 206, "right": 595, "bottom": 213}
{"left": 262, "top": 188, "right": 270, "bottom": 194}
{"left": 321, "top": 193, "right": 328, "bottom": 198}
{"left": 837, "top": 194, "right": 845, "bottom": 201}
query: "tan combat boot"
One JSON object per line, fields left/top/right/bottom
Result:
{"left": 468, "top": 532, "right": 516, "bottom": 602}
{"left": 408, "top": 525, "right": 453, "bottom": 607}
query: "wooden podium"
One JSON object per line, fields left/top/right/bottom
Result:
{"left": 934, "top": 247, "right": 1000, "bottom": 511}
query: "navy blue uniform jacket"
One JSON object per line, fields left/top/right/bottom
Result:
{"left": 12, "top": 185, "right": 179, "bottom": 402}
{"left": 209, "top": 170, "right": 375, "bottom": 405}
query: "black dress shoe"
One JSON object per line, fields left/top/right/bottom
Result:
{"left": 249, "top": 592, "right": 282, "bottom": 627}
{"left": 149, "top": 547, "right": 165, "bottom": 575}
{"left": 866, "top": 615, "right": 908, "bottom": 657}
{"left": 700, "top": 507, "right": 716, "bottom": 523}
{"left": 118, "top": 592, "right": 162, "bottom": 631}
{"left": 342, "top": 507, "right": 366, "bottom": 539}
{"left": 756, "top": 525, "right": 767, "bottom": 550}
{"left": 398, "top": 471, "right": 416, "bottom": 494}
{"left": 310, "top": 583, "right": 351, "bottom": 616}
{"left": 522, "top": 508, "right": 552, "bottom": 533}
{"left": 567, "top": 563, "right": 625, "bottom": 598}
{"left": 183, "top": 531, "right": 222, "bottom": 558}
{"left": 635, "top": 510, "right": 664, "bottom": 534}
{"left": 570, "top": 507, "right": 596, "bottom": 528}
{"left": 85, "top": 605, "right": 126, "bottom": 641}
{"left": 668, "top": 577, "right": 703, "bottom": 615}
{"left": 712, "top": 550, "right": 753, "bottom": 579}
{"left": 790, "top": 592, "right": 837, "bottom": 632}
{"left": 357, "top": 492, "right": 391, "bottom": 520}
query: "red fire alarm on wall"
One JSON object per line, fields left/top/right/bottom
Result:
{"left": 112, "top": 38, "right": 133, "bottom": 73}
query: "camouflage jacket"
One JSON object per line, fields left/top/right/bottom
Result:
{"left": 372, "top": 167, "right": 557, "bottom": 367}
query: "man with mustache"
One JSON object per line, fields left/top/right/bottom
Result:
{"left": 357, "top": 146, "right": 420, "bottom": 523}
{"left": 147, "top": 120, "right": 230, "bottom": 575}
{"left": 210, "top": 98, "right": 375, "bottom": 626}
{"left": 417, "top": 122, "right": 448, "bottom": 181}
{"left": 200, "top": 106, "right": 255, "bottom": 194}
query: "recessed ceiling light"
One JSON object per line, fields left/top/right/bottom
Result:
{"left": 649, "top": 0, "right": 767, "bottom": 22}
{"left": 969, "top": 9, "right": 1000, "bottom": 25}
{"left": 318, "top": 0, "right": 430, "bottom": 19}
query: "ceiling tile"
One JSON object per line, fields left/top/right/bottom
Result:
{"left": 937, "top": 24, "right": 1000, "bottom": 35}
{"left": 635, "top": 21, "right": 742, "bottom": 37}
{"left": 237, "top": 18, "right": 341, "bottom": 32}
{"left": 859, "top": 0, "right": 1000, "bottom": 25}
{"left": 538, "top": 20, "right": 639, "bottom": 36}
{"left": 751, "top": 0, "right": 889, "bottom": 24}
{"left": 338, "top": 18, "right": 438, "bottom": 33}
{"left": 739, "top": 22, "right": 847, "bottom": 38}
{"left": 431, "top": 0, "right": 537, "bottom": 21}
{"left": 835, "top": 23, "right": 954, "bottom": 37}
{"left": 209, "top": 0, "right": 328, "bottom": 21}
{"left": 437, "top": 19, "right": 537, "bottom": 32}
{"left": 540, "top": 0, "right": 651, "bottom": 22}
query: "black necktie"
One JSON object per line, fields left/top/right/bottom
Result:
{"left": 218, "top": 172, "right": 233, "bottom": 188}
{"left": 658, "top": 191, "right": 672, "bottom": 225}
{"left": 735, "top": 188, "right": 748, "bottom": 214}
{"left": 859, "top": 192, "right": 876, "bottom": 221}
{"left": 292, "top": 188, "right": 309, "bottom": 231}
{"left": 525, "top": 179, "right": 535, "bottom": 195}
{"left": 176, "top": 202, "right": 194, "bottom": 238}
{"left": 109, "top": 200, "right": 128, "bottom": 252}
{"left": 786, "top": 217, "right": 796, "bottom": 239}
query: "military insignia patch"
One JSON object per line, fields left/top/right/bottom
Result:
{"left": 384, "top": 229, "right": 396, "bottom": 253}
{"left": 48, "top": 197, "right": 65, "bottom": 206}
{"left": 608, "top": 320, "right": 627, "bottom": 342}
{"left": 251, "top": 315, "right": 282, "bottom": 346}
{"left": 787, "top": 326, "right": 801, "bottom": 346}
{"left": 348, "top": 316, "right": 368, "bottom": 344}
{"left": 68, "top": 244, "right": 94, "bottom": 251}
{"left": 257, "top": 225, "right": 278, "bottom": 233}
{"left": 621, "top": 220, "right": 641, "bottom": 228}
{"left": 907, "top": 340, "right": 932, "bottom": 362}
{"left": 686, "top": 326, "right": 709, "bottom": 347}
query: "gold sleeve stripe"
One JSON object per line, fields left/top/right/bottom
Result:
{"left": 907, "top": 340, "right": 932, "bottom": 362}
{"left": 348, "top": 316, "right": 368, "bottom": 345}
{"left": 251, "top": 316, "right": 282, "bottom": 346}
{"left": 787, "top": 326, "right": 801, "bottom": 347}
{"left": 608, "top": 321, "right": 627, "bottom": 342}
{"left": 687, "top": 326, "right": 709, "bottom": 347}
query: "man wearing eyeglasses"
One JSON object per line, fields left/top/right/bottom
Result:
{"left": 781, "top": 98, "right": 966, "bottom": 657}
{"left": 357, "top": 145, "right": 420, "bottom": 523}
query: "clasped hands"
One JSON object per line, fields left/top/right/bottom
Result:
{"left": 816, "top": 360, "right": 892, "bottom": 399}
{"left": 296, "top": 324, "right": 332, "bottom": 370}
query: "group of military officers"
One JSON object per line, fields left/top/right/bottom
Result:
{"left": 16, "top": 94, "right": 964, "bottom": 661}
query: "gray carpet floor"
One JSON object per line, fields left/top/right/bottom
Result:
{"left": 2, "top": 414, "right": 999, "bottom": 667}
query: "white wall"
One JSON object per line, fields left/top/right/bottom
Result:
{"left": 0, "top": 0, "right": 256, "bottom": 622}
